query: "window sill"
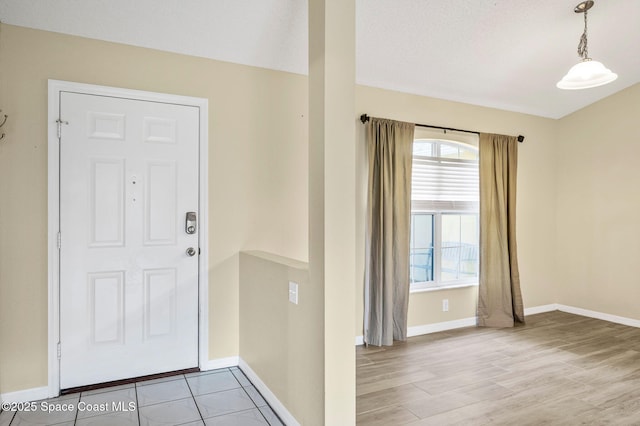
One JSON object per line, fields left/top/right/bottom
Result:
{"left": 410, "top": 282, "right": 478, "bottom": 294}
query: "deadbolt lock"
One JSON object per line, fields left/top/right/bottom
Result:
{"left": 185, "top": 212, "right": 197, "bottom": 234}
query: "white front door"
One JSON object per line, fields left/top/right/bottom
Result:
{"left": 59, "top": 91, "right": 200, "bottom": 389}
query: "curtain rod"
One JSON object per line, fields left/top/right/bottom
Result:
{"left": 359, "top": 114, "right": 525, "bottom": 143}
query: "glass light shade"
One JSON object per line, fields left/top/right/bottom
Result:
{"left": 557, "top": 59, "right": 618, "bottom": 90}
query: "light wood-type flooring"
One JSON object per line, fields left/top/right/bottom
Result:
{"left": 357, "top": 311, "right": 640, "bottom": 425}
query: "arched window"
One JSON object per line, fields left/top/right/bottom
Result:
{"left": 410, "top": 132, "right": 479, "bottom": 290}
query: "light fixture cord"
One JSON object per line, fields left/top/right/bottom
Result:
{"left": 577, "top": 9, "right": 589, "bottom": 59}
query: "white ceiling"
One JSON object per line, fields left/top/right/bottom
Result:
{"left": 1, "top": 0, "right": 638, "bottom": 119}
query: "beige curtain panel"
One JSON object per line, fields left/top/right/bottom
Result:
{"left": 364, "top": 117, "right": 415, "bottom": 346}
{"left": 477, "top": 133, "right": 525, "bottom": 327}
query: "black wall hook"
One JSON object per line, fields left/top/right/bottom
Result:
{"left": 0, "top": 111, "right": 7, "bottom": 141}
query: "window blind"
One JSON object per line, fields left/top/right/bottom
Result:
{"left": 411, "top": 155, "right": 479, "bottom": 211}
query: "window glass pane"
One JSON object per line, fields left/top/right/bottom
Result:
{"left": 413, "top": 140, "right": 434, "bottom": 157}
{"left": 459, "top": 148, "right": 478, "bottom": 161}
{"left": 410, "top": 214, "right": 433, "bottom": 283}
{"left": 440, "top": 214, "right": 478, "bottom": 282}
{"left": 437, "top": 141, "right": 478, "bottom": 161}
{"left": 460, "top": 215, "right": 478, "bottom": 245}
{"left": 413, "top": 214, "right": 432, "bottom": 248}
{"left": 459, "top": 215, "right": 479, "bottom": 280}
{"left": 442, "top": 214, "right": 461, "bottom": 246}
{"left": 439, "top": 143, "right": 460, "bottom": 159}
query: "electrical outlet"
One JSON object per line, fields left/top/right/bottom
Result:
{"left": 289, "top": 281, "right": 299, "bottom": 305}
{"left": 442, "top": 299, "right": 449, "bottom": 312}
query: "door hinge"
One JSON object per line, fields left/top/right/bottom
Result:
{"left": 57, "top": 231, "right": 61, "bottom": 249}
{"left": 56, "top": 119, "right": 69, "bottom": 139}
{"left": 57, "top": 342, "right": 61, "bottom": 359}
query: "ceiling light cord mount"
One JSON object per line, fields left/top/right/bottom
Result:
{"left": 557, "top": 1, "right": 617, "bottom": 90}
{"left": 576, "top": 1, "right": 591, "bottom": 60}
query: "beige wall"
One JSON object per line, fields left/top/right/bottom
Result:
{"left": 354, "top": 86, "right": 560, "bottom": 335}
{"left": 556, "top": 83, "right": 640, "bottom": 318}
{"left": 239, "top": 251, "right": 322, "bottom": 425}
{"left": 0, "top": 24, "right": 308, "bottom": 394}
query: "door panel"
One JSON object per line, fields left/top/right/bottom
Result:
{"left": 144, "top": 161, "right": 177, "bottom": 245}
{"left": 90, "top": 272, "right": 125, "bottom": 344}
{"left": 59, "top": 92, "right": 199, "bottom": 389}
{"left": 90, "top": 158, "right": 125, "bottom": 247}
{"left": 144, "top": 268, "right": 177, "bottom": 338}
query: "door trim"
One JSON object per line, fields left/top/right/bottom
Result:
{"left": 47, "top": 80, "right": 209, "bottom": 397}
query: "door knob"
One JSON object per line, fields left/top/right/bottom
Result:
{"left": 186, "top": 247, "right": 196, "bottom": 257}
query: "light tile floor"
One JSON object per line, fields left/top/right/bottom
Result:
{"left": 0, "top": 367, "right": 284, "bottom": 426}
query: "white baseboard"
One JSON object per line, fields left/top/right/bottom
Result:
{"left": 239, "top": 358, "right": 299, "bottom": 426}
{"left": 524, "top": 304, "right": 559, "bottom": 315}
{"left": 557, "top": 304, "right": 640, "bottom": 328}
{"left": 355, "top": 316, "right": 476, "bottom": 345}
{"left": 407, "top": 316, "right": 477, "bottom": 337}
{"left": 0, "top": 386, "right": 49, "bottom": 403}
{"left": 202, "top": 356, "right": 239, "bottom": 371}
{"left": 354, "top": 304, "right": 567, "bottom": 345}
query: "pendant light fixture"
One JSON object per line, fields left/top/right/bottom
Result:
{"left": 557, "top": 1, "right": 617, "bottom": 90}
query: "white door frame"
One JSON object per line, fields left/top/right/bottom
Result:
{"left": 47, "top": 80, "right": 209, "bottom": 397}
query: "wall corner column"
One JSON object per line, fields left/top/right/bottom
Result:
{"left": 309, "top": 0, "right": 357, "bottom": 424}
